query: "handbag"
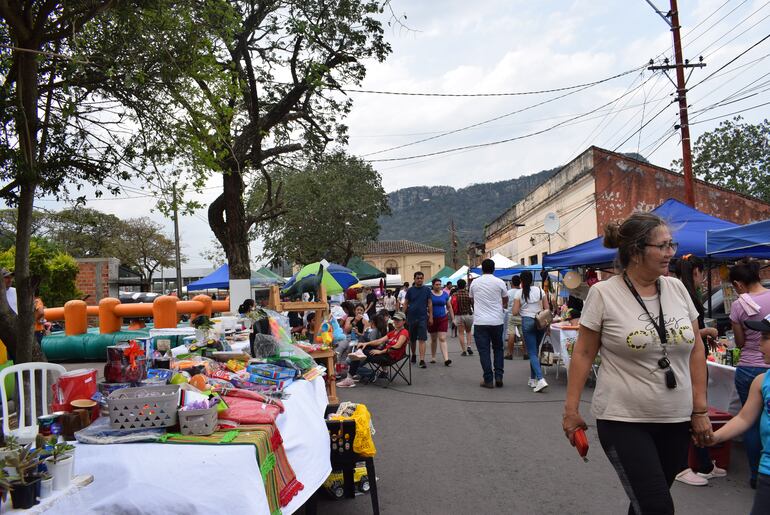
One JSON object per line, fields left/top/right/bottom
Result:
{"left": 535, "top": 287, "right": 553, "bottom": 330}
{"left": 539, "top": 340, "right": 555, "bottom": 366}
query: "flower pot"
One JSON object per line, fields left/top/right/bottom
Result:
{"left": 39, "top": 477, "right": 53, "bottom": 499}
{"left": 10, "top": 479, "right": 40, "bottom": 509}
{"left": 46, "top": 455, "right": 74, "bottom": 490}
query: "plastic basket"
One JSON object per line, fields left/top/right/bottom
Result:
{"left": 107, "top": 385, "right": 180, "bottom": 429}
{"left": 178, "top": 405, "right": 219, "bottom": 436}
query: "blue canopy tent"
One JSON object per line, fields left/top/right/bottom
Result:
{"left": 187, "top": 264, "right": 284, "bottom": 291}
{"left": 542, "top": 199, "right": 739, "bottom": 269}
{"left": 706, "top": 219, "right": 770, "bottom": 259}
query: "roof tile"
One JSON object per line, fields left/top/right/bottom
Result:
{"left": 364, "top": 240, "right": 445, "bottom": 255}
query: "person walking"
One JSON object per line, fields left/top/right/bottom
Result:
{"left": 469, "top": 259, "right": 507, "bottom": 388}
{"left": 383, "top": 290, "right": 397, "bottom": 317}
{"left": 398, "top": 282, "right": 409, "bottom": 311}
{"left": 729, "top": 258, "right": 770, "bottom": 489}
{"left": 673, "top": 255, "right": 726, "bottom": 486}
{"left": 364, "top": 287, "right": 378, "bottom": 321}
{"left": 512, "top": 271, "right": 548, "bottom": 392}
{"left": 504, "top": 275, "right": 524, "bottom": 360}
{"left": 707, "top": 316, "right": 770, "bottom": 514}
{"left": 452, "top": 279, "right": 474, "bottom": 356}
{"left": 428, "top": 278, "right": 453, "bottom": 366}
{"left": 33, "top": 293, "right": 46, "bottom": 345}
{"left": 403, "top": 272, "right": 432, "bottom": 368}
{"left": 562, "top": 212, "right": 711, "bottom": 515}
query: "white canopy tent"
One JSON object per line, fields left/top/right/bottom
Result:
{"left": 358, "top": 274, "right": 403, "bottom": 288}
{"left": 446, "top": 265, "right": 478, "bottom": 283}
{"left": 489, "top": 253, "right": 517, "bottom": 269}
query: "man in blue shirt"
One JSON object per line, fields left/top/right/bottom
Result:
{"left": 403, "top": 271, "right": 433, "bottom": 368}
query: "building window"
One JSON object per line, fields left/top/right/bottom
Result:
{"left": 419, "top": 262, "right": 433, "bottom": 277}
{"left": 384, "top": 260, "right": 398, "bottom": 275}
{"left": 520, "top": 258, "right": 525, "bottom": 265}
{"left": 529, "top": 255, "right": 539, "bottom": 265}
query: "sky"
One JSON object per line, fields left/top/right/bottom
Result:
{"left": 31, "top": 0, "right": 770, "bottom": 268}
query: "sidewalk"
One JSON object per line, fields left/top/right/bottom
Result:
{"left": 315, "top": 336, "right": 755, "bottom": 514}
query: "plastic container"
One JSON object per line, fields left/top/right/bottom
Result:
{"left": 178, "top": 405, "right": 219, "bottom": 436}
{"left": 688, "top": 407, "right": 733, "bottom": 471}
{"left": 107, "top": 385, "right": 180, "bottom": 430}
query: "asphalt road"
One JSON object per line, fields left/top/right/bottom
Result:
{"left": 312, "top": 335, "right": 755, "bottom": 515}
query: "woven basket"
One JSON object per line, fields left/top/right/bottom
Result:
{"left": 107, "top": 385, "right": 180, "bottom": 429}
{"left": 178, "top": 405, "right": 219, "bottom": 436}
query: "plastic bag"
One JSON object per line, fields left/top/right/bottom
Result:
{"left": 75, "top": 416, "right": 164, "bottom": 444}
{"left": 267, "top": 317, "right": 315, "bottom": 370}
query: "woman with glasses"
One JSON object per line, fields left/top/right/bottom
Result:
{"left": 562, "top": 212, "right": 711, "bottom": 515}
{"left": 729, "top": 258, "right": 770, "bottom": 489}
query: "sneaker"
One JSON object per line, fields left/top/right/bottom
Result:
{"left": 419, "top": 360, "right": 426, "bottom": 368}
{"left": 495, "top": 379, "right": 503, "bottom": 388}
{"left": 697, "top": 462, "right": 727, "bottom": 479}
{"left": 467, "top": 348, "right": 474, "bottom": 355}
{"left": 527, "top": 379, "right": 537, "bottom": 388}
{"left": 444, "top": 359, "right": 452, "bottom": 367}
{"left": 461, "top": 351, "right": 468, "bottom": 356}
{"left": 411, "top": 355, "right": 417, "bottom": 364}
{"left": 352, "top": 375, "right": 362, "bottom": 382}
{"left": 533, "top": 378, "right": 549, "bottom": 392}
{"left": 348, "top": 349, "right": 366, "bottom": 361}
{"left": 675, "top": 469, "right": 708, "bottom": 486}
{"left": 336, "top": 377, "right": 356, "bottom": 388}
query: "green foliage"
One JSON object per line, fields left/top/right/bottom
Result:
{"left": 44, "top": 208, "right": 125, "bottom": 258}
{"left": 672, "top": 116, "right": 770, "bottom": 202}
{"left": 0, "top": 242, "right": 81, "bottom": 307}
{"left": 258, "top": 151, "right": 390, "bottom": 264}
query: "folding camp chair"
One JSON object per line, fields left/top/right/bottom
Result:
{"left": 367, "top": 346, "right": 411, "bottom": 386}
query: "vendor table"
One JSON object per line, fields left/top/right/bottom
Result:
{"left": 46, "top": 376, "right": 331, "bottom": 515}
{"left": 547, "top": 324, "right": 578, "bottom": 374}
{"left": 309, "top": 348, "right": 338, "bottom": 404}
{"left": 706, "top": 361, "right": 741, "bottom": 415}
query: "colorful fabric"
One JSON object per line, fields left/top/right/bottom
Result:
{"left": 163, "top": 425, "right": 303, "bottom": 513}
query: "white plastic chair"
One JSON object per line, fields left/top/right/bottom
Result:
{"left": 0, "top": 362, "right": 66, "bottom": 443}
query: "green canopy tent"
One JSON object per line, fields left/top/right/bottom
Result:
{"left": 346, "top": 257, "right": 386, "bottom": 280}
{"left": 431, "top": 266, "right": 456, "bottom": 281}
{"left": 255, "top": 266, "right": 285, "bottom": 282}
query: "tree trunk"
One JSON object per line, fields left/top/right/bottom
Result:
{"left": 208, "top": 168, "right": 251, "bottom": 280}
{"left": 13, "top": 48, "right": 45, "bottom": 363}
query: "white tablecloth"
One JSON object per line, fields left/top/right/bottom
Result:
{"left": 548, "top": 324, "right": 577, "bottom": 371}
{"left": 46, "top": 377, "right": 331, "bottom": 515}
{"left": 706, "top": 361, "right": 741, "bottom": 415}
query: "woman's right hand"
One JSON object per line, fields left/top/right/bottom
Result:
{"left": 562, "top": 410, "right": 588, "bottom": 445}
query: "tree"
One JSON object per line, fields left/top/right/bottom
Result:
{"left": 43, "top": 207, "right": 126, "bottom": 258}
{"left": 0, "top": 242, "right": 81, "bottom": 309}
{"left": 672, "top": 117, "right": 770, "bottom": 202}
{"left": 81, "top": 0, "right": 392, "bottom": 282}
{"left": 259, "top": 151, "right": 390, "bottom": 264}
{"left": 200, "top": 239, "right": 226, "bottom": 268}
{"left": 112, "top": 217, "right": 179, "bottom": 291}
{"left": 0, "top": 209, "right": 49, "bottom": 250}
{"left": 0, "top": 1, "right": 130, "bottom": 362}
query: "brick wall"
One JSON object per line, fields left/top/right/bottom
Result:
{"left": 592, "top": 147, "right": 770, "bottom": 232}
{"left": 75, "top": 259, "right": 113, "bottom": 306}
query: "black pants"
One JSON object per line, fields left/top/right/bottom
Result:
{"left": 752, "top": 474, "right": 770, "bottom": 515}
{"left": 597, "top": 419, "right": 690, "bottom": 515}
{"left": 349, "top": 347, "right": 392, "bottom": 376}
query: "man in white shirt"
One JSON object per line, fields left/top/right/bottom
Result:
{"left": 469, "top": 259, "right": 508, "bottom": 388}
{"left": 397, "top": 282, "right": 409, "bottom": 311}
{"left": 2, "top": 269, "right": 16, "bottom": 314}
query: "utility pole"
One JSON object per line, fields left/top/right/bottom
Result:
{"left": 646, "top": 0, "right": 705, "bottom": 207}
{"left": 172, "top": 182, "right": 184, "bottom": 298}
{"left": 449, "top": 219, "right": 459, "bottom": 269}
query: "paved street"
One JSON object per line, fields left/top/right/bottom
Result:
{"left": 314, "top": 335, "right": 754, "bottom": 515}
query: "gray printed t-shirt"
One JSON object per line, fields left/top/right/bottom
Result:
{"left": 580, "top": 275, "right": 699, "bottom": 423}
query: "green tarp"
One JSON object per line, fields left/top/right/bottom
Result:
{"left": 346, "top": 257, "right": 386, "bottom": 280}
{"left": 432, "top": 266, "right": 456, "bottom": 281}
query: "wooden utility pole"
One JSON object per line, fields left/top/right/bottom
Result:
{"left": 172, "top": 183, "right": 184, "bottom": 297}
{"left": 449, "top": 219, "right": 459, "bottom": 269}
{"left": 646, "top": 0, "right": 705, "bottom": 207}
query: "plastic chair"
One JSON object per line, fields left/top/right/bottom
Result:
{"left": 0, "top": 362, "right": 66, "bottom": 443}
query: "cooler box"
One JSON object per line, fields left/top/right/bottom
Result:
{"left": 688, "top": 407, "right": 732, "bottom": 471}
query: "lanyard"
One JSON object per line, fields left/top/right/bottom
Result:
{"left": 622, "top": 273, "right": 668, "bottom": 352}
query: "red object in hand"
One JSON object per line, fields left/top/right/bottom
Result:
{"left": 574, "top": 428, "right": 589, "bottom": 462}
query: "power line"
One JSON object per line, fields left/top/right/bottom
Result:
{"left": 366, "top": 73, "right": 658, "bottom": 163}
{"left": 690, "top": 98, "right": 770, "bottom": 124}
{"left": 691, "top": 32, "right": 770, "bottom": 90}
{"left": 331, "top": 66, "right": 644, "bottom": 97}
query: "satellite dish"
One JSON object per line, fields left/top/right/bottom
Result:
{"left": 544, "top": 212, "right": 560, "bottom": 234}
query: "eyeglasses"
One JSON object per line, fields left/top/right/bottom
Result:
{"left": 646, "top": 241, "right": 679, "bottom": 252}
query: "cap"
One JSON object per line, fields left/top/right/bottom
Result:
{"left": 392, "top": 311, "right": 407, "bottom": 321}
{"left": 1, "top": 269, "right": 13, "bottom": 278}
{"left": 745, "top": 314, "right": 770, "bottom": 334}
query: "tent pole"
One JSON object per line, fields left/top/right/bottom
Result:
{"left": 706, "top": 257, "right": 713, "bottom": 318}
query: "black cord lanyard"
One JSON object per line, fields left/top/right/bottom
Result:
{"left": 622, "top": 273, "right": 668, "bottom": 355}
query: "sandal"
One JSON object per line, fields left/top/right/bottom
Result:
{"left": 444, "top": 359, "right": 452, "bottom": 366}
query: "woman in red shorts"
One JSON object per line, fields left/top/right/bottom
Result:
{"left": 429, "top": 278, "right": 453, "bottom": 366}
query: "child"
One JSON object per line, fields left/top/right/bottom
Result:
{"left": 709, "top": 313, "right": 770, "bottom": 514}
